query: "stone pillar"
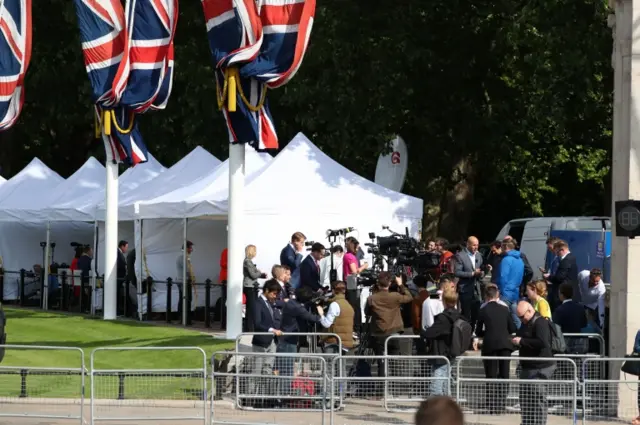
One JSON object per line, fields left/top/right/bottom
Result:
{"left": 610, "top": 0, "right": 640, "bottom": 417}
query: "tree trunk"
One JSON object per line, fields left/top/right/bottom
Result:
{"left": 437, "top": 157, "right": 476, "bottom": 242}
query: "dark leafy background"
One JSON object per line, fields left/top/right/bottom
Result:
{"left": 0, "top": 0, "right": 612, "bottom": 242}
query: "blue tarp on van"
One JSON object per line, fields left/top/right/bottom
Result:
{"left": 547, "top": 230, "right": 611, "bottom": 282}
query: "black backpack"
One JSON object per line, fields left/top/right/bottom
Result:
{"left": 532, "top": 316, "right": 566, "bottom": 354}
{"left": 0, "top": 303, "right": 6, "bottom": 363}
{"left": 450, "top": 317, "right": 473, "bottom": 357}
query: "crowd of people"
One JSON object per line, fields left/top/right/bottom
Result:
{"left": 235, "top": 230, "right": 608, "bottom": 424}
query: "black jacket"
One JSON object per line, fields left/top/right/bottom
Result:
{"left": 553, "top": 300, "right": 587, "bottom": 334}
{"left": 549, "top": 253, "right": 580, "bottom": 302}
{"left": 475, "top": 301, "right": 516, "bottom": 354}
{"left": 300, "top": 255, "right": 322, "bottom": 292}
{"left": 421, "top": 308, "right": 463, "bottom": 359}
{"left": 279, "top": 299, "right": 321, "bottom": 345}
{"left": 251, "top": 296, "right": 281, "bottom": 348}
{"left": 517, "top": 314, "right": 554, "bottom": 369}
{"left": 117, "top": 250, "right": 127, "bottom": 282}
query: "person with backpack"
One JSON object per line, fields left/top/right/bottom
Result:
{"left": 513, "top": 301, "right": 557, "bottom": 425}
{"left": 421, "top": 289, "right": 471, "bottom": 396}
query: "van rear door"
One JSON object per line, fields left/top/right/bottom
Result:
{"left": 520, "top": 219, "right": 552, "bottom": 279}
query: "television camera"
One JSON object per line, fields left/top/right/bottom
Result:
{"left": 365, "top": 227, "right": 440, "bottom": 278}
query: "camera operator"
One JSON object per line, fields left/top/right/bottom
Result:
{"left": 276, "top": 286, "right": 326, "bottom": 395}
{"left": 366, "top": 271, "right": 413, "bottom": 376}
{"left": 322, "top": 280, "right": 355, "bottom": 353}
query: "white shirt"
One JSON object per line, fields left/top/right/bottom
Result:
{"left": 467, "top": 250, "right": 476, "bottom": 268}
{"left": 320, "top": 255, "right": 344, "bottom": 286}
{"left": 480, "top": 299, "right": 508, "bottom": 309}
{"left": 320, "top": 301, "right": 341, "bottom": 328}
{"left": 422, "top": 292, "right": 445, "bottom": 330}
{"left": 578, "top": 270, "right": 606, "bottom": 326}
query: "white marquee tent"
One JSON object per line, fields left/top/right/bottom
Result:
{"left": 231, "top": 133, "right": 423, "bottom": 272}
{"left": 96, "top": 146, "right": 222, "bottom": 221}
{"left": 135, "top": 133, "right": 423, "bottom": 281}
{"left": 134, "top": 146, "right": 272, "bottom": 287}
{"left": 0, "top": 159, "right": 92, "bottom": 299}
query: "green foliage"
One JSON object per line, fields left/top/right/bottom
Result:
{"left": 0, "top": 0, "right": 613, "bottom": 241}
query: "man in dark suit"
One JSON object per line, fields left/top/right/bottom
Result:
{"left": 474, "top": 285, "right": 516, "bottom": 414}
{"left": 117, "top": 240, "right": 128, "bottom": 314}
{"left": 125, "top": 248, "right": 137, "bottom": 313}
{"left": 300, "top": 242, "right": 326, "bottom": 292}
{"left": 553, "top": 282, "right": 588, "bottom": 353}
{"left": 454, "top": 236, "right": 484, "bottom": 328}
{"left": 545, "top": 239, "right": 579, "bottom": 309}
{"left": 280, "top": 232, "right": 306, "bottom": 289}
{"left": 248, "top": 280, "right": 282, "bottom": 403}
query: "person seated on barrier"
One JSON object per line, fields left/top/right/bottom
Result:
{"left": 275, "top": 286, "right": 326, "bottom": 395}
{"left": 322, "top": 280, "right": 355, "bottom": 354}
{"left": 512, "top": 301, "right": 556, "bottom": 425}
{"left": 415, "top": 396, "right": 464, "bottom": 425}
{"left": 247, "top": 279, "right": 283, "bottom": 405}
{"left": 553, "top": 282, "right": 587, "bottom": 354}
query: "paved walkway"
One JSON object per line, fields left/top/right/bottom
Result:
{"left": 0, "top": 399, "right": 634, "bottom": 425}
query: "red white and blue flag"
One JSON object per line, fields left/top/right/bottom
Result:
{"left": 0, "top": 0, "right": 32, "bottom": 132}
{"left": 202, "top": 0, "right": 315, "bottom": 150}
{"left": 74, "top": 0, "right": 178, "bottom": 166}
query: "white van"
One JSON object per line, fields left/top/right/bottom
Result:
{"left": 495, "top": 216, "right": 610, "bottom": 279}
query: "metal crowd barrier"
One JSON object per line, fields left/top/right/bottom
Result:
{"left": 211, "top": 350, "right": 329, "bottom": 425}
{"left": 0, "top": 345, "right": 86, "bottom": 424}
{"left": 90, "top": 346, "right": 207, "bottom": 425}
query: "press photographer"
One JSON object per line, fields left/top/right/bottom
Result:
{"left": 365, "top": 271, "right": 413, "bottom": 374}
{"left": 321, "top": 280, "right": 355, "bottom": 353}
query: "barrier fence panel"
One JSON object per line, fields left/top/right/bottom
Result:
{"left": 235, "top": 332, "right": 343, "bottom": 355}
{"left": 90, "top": 346, "right": 207, "bottom": 425}
{"left": 0, "top": 345, "right": 85, "bottom": 424}
{"left": 328, "top": 355, "right": 450, "bottom": 425}
{"left": 583, "top": 357, "right": 640, "bottom": 424}
{"left": 211, "top": 351, "right": 328, "bottom": 425}
{"left": 455, "top": 356, "right": 577, "bottom": 425}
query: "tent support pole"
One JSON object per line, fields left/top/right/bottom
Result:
{"left": 43, "top": 221, "right": 51, "bottom": 310}
{"left": 226, "top": 143, "right": 245, "bottom": 339}
{"left": 104, "top": 161, "right": 118, "bottom": 320}
{"left": 136, "top": 219, "right": 143, "bottom": 321}
{"left": 182, "top": 217, "right": 188, "bottom": 325}
{"left": 91, "top": 220, "right": 98, "bottom": 316}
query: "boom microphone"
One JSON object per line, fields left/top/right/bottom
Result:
{"left": 326, "top": 227, "right": 356, "bottom": 237}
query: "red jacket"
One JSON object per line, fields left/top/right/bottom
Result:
{"left": 219, "top": 248, "right": 228, "bottom": 283}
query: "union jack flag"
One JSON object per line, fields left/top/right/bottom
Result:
{"left": 202, "top": 0, "right": 315, "bottom": 150}
{"left": 0, "top": 0, "right": 32, "bottom": 132}
{"left": 117, "top": 0, "right": 178, "bottom": 112}
{"left": 75, "top": 0, "right": 178, "bottom": 166}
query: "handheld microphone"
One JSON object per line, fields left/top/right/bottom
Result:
{"left": 326, "top": 227, "right": 356, "bottom": 237}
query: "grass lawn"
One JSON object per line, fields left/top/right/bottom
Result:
{"left": 0, "top": 307, "right": 234, "bottom": 400}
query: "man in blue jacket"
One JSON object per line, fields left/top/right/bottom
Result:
{"left": 497, "top": 239, "right": 525, "bottom": 328}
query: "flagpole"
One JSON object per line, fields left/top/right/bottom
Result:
{"left": 104, "top": 158, "right": 119, "bottom": 320}
{"left": 226, "top": 142, "right": 245, "bottom": 339}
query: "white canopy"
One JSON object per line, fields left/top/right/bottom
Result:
{"left": 1, "top": 157, "right": 105, "bottom": 222}
{"left": 0, "top": 175, "right": 5, "bottom": 185}
{"left": 222, "top": 132, "right": 423, "bottom": 272}
{"left": 96, "top": 146, "right": 222, "bottom": 221}
{"left": 0, "top": 158, "right": 64, "bottom": 218}
{"left": 0, "top": 160, "right": 93, "bottom": 278}
{"left": 137, "top": 145, "right": 271, "bottom": 219}
{"left": 139, "top": 133, "right": 424, "bottom": 282}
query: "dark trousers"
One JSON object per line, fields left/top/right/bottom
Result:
{"left": 243, "top": 287, "right": 255, "bottom": 332}
{"left": 459, "top": 289, "right": 478, "bottom": 328}
{"left": 346, "top": 289, "right": 361, "bottom": 332}
{"left": 482, "top": 349, "right": 512, "bottom": 413}
{"left": 519, "top": 365, "right": 556, "bottom": 425}
{"left": 548, "top": 284, "right": 560, "bottom": 311}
